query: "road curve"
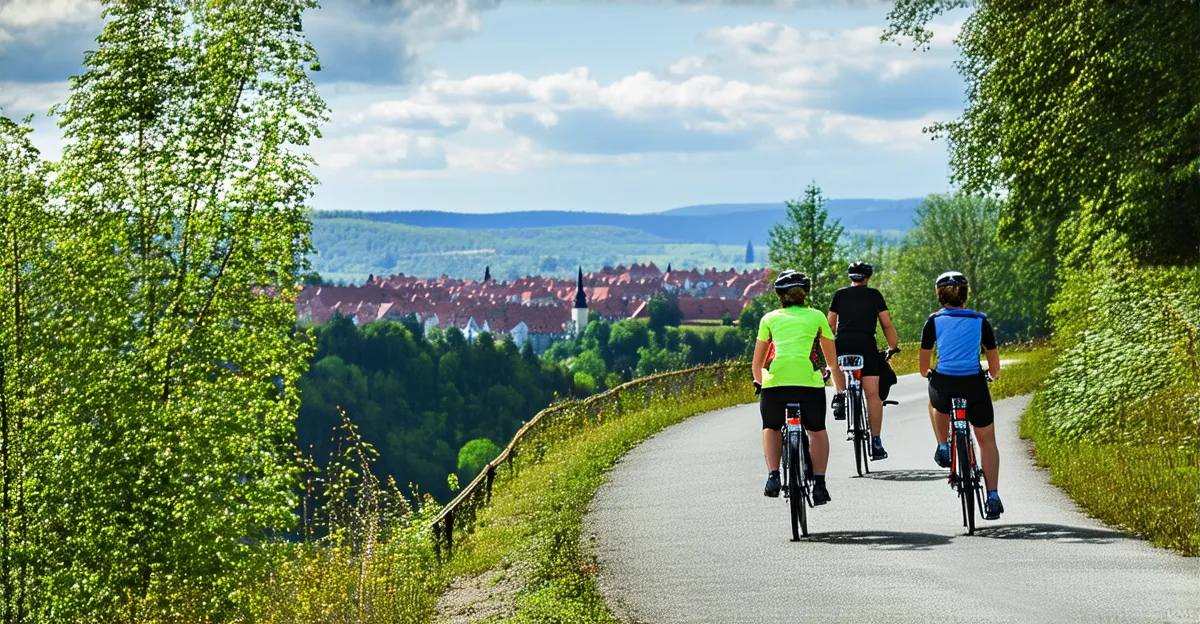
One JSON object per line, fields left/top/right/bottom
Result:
{"left": 586, "top": 373, "right": 1200, "bottom": 624}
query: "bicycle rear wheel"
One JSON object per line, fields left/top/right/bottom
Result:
{"left": 956, "top": 431, "right": 976, "bottom": 535}
{"left": 788, "top": 433, "right": 807, "bottom": 539}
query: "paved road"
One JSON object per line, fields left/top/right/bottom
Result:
{"left": 587, "top": 373, "right": 1200, "bottom": 624}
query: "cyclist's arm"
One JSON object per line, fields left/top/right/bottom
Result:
{"left": 819, "top": 335, "right": 845, "bottom": 393}
{"left": 826, "top": 311, "right": 838, "bottom": 335}
{"left": 981, "top": 318, "right": 1000, "bottom": 380}
{"left": 752, "top": 340, "right": 770, "bottom": 385}
{"left": 878, "top": 310, "right": 899, "bottom": 351}
{"left": 919, "top": 315, "right": 936, "bottom": 377}
{"left": 984, "top": 348, "right": 1000, "bottom": 380}
{"left": 919, "top": 348, "right": 933, "bottom": 378}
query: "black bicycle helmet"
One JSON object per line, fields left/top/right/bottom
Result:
{"left": 935, "top": 271, "right": 969, "bottom": 287}
{"left": 773, "top": 270, "right": 811, "bottom": 292}
{"left": 848, "top": 261, "right": 873, "bottom": 281}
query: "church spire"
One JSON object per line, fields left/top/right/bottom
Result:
{"left": 573, "top": 266, "right": 587, "bottom": 309}
{"left": 484, "top": 265, "right": 492, "bottom": 282}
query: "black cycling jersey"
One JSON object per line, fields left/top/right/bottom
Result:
{"left": 828, "top": 286, "right": 888, "bottom": 336}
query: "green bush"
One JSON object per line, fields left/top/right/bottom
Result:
{"left": 1022, "top": 267, "right": 1200, "bottom": 555}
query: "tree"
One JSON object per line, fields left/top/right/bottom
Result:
{"left": 573, "top": 372, "right": 597, "bottom": 395}
{"left": 886, "top": 1, "right": 1200, "bottom": 268}
{"left": 0, "top": 115, "right": 51, "bottom": 621}
{"left": 647, "top": 294, "right": 682, "bottom": 334}
{"left": 888, "top": 193, "right": 1052, "bottom": 342}
{"left": 768, "top": 183, "right": 845, "bottom": 311}
{"left": 457, "top": 438, "right": 501, "bottom": 480}
{"left": 571, "top": 349, "right": 607, "bottom": 380}
{"left": 39, "top": 0, "right": 328, "bottom": 618}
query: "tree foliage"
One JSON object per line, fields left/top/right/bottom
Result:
{"left": 767, "top": 183, "right": 845, "bottom": 311}
{"left": 298, "top": 316, "right": 576, "bottom": 503}
{"left": 888, "top": 1, "right": 1200, "bottom": 268}
{"left": 887, "top": 193, "right": 1053, "bottom": 342}
{"left": 457, "top": 438, "right": 502, "bottom": 481}
{"left": 0, "top": 116, "right": 50, "bottom": 623}
{"left": 2, "top": 0, "right": 329, "bottom": 619}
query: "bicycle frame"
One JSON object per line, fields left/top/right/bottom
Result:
{"left": 947, "top": 397, "right": 984, "bottom": 534}
{"left": 837, "top": 354, "right": 870, "bottom": 476}
{"left": 780, "top": 403, "right": 812, "bottom": 540}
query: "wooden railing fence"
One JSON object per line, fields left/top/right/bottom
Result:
{"left": 430, "top": 361, "right": 741, "bottom": 560}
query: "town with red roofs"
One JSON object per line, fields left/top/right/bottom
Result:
{"left": 298, "top": 263, "right": 771, "bottom": 352}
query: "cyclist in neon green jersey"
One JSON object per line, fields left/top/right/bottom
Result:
{"left": 752, "top": 270, "right": 845, "bottom": 505}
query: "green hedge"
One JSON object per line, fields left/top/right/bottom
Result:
{"left": 1022, "top": 267, "right": 1200, "bottom": 555}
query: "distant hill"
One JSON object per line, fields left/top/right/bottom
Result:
{"left": 314, "top": 198, "right": 919, "bottom": 247}
{"left": 310, "top": 198, "right": 920, "bottom": 283}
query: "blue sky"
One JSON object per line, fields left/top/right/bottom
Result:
{"left": 0, "top": 0, "right": 969, "bottom": 214}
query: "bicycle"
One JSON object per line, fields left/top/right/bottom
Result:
{"left": 946, "top": 376, "right": 993, "bottom": 535}
{"left": 837, "top": 349, "right": 899, "bottom": 477}
{"left": 780, "top": 402, "right": 813, "bottom": 540}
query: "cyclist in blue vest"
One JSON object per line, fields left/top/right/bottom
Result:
{"left": 918, "top": 271, "right": 1005, "bottom": 520}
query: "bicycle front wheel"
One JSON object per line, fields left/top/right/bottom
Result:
{"left": 851, "top": 389, "right": 867, "bottom": 476}
{"left": 956, "top": 431, "right": 976, "bottom": 535}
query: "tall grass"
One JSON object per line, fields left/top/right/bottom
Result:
{"left": 439, "top": 370, "right": 747, "bottom": 623}
{"left": 255, "top": 412, "right": 444, "bottom": 623}
{"left": 1020, "top": 267, "right": 1200, "bottom": 556}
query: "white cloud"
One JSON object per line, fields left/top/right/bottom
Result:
{"left": 0, "top": 80, "right": 69, "bottom": 115}
{"left": 0, "top": 0, "right": 99, "bottom": 29}
{"left": 319, "top": 128, "right": 448, "bottom": 171}
{"left": 820, "top": 112, "right": 938, "bottom": 149}
{"left": 668, "top": 55, "right": 705, "bottom": 76}
{"left": 703, "top": 21, "right": 961, "bottom": 84}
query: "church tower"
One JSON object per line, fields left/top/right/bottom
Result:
{"left": 571, "top": 266, "right": 589, "bottom": 336}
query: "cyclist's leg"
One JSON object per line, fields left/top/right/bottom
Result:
{"left": 974, "top": 424, "right": 999, "bottom": 491}
{"left": 798, "top": 387, "right": 829, "bottom": 474}
{"left": 763, "top": 429, "right": 781, "bottom": 471}
{"left": 967, "top": 377, "right": 999, "bottom": 491}
{"left": 759, "top": 389, "right": 785, "bottom": 471}
{"left": 862, "top": 375, "right": 883, "bottom": 435}
{"left": 927, "top": 380, "right": 950, "bottom": 442}
{"left": 927, "top": 377, "right": 952, "bottom": 467}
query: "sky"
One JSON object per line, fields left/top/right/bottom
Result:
{"left": 0, "top": 0, "right": 970, "bottom": 214}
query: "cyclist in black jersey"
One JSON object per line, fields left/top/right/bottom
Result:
{"left": 827, "top": 262, "right": 899, "bottom": 460}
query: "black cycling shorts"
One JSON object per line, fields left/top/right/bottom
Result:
{"left": 835, "top": 333, "right": 881, "bottom": 377}
{"left": 927, "top": 371, "right": 995, "bottom": 428}
{"left": 759, "top": 386, "right": 827, "bottom": 432}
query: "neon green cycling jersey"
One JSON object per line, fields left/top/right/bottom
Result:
{"left": 757, "top": 306, "right": 833, "bottom": 388}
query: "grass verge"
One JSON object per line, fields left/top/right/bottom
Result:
{"left": 1021, "top": 382, "right": 1200, "bottom": 556}
{"left": 437, "top": 371, "right": 745, "bottom": 623}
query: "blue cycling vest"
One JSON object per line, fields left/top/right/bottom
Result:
{"left": 932, "top": 308, "right": 987, "bottom": 376}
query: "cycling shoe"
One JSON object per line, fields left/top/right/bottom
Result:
{"left": 934, "top": 443, "right": 951, "bottom": 468}
{"left": 764, "top": 472, "right": 781, "bottom": 498}
{"left": 984, "top": 494, "right": 1004, "bottom": 520}
{"left": 871, "top": 438, "right": 889, "bottom": 460}
{"left": 831, "top": 393, "right": 846, "bottom": 420}
{"left": 811, "top": 481, "right": 831, "bottom": 505}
